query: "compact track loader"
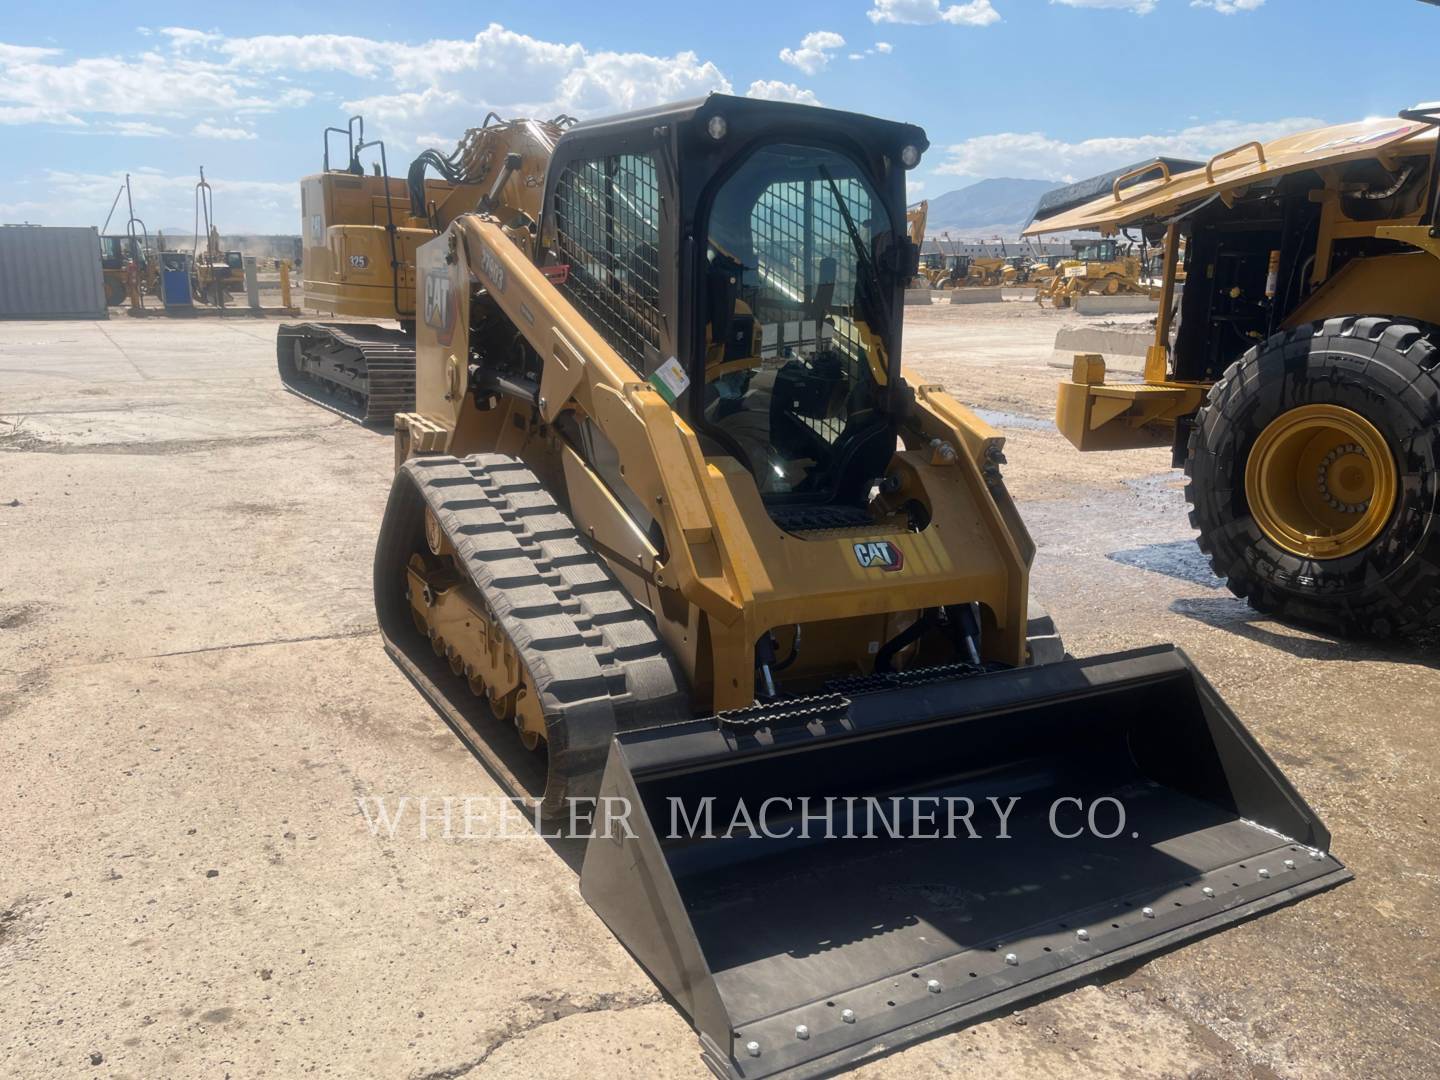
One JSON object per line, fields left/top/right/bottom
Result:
{"left": 373, "top": 94, "right": 1347, "bottom": 1079}
{"left": 1026, "top": 106, "right": 1440, "bottom": 635}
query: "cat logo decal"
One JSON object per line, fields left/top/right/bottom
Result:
{"left": 853, "top": 541, "right": 904, "bottom": 572}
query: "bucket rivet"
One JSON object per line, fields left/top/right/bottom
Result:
{"left": 926, "top": 979, "right": 942, "bottom": 993}
{"left": 1284, "top": 859, "right": 1296, "bottom": 870}
{"left": 1258, "top": 867, "right": 1270, "bottom": 878}
{"left": 746, "top": 1041, "right": 761, "bottom": 1057}
{"left": 1142, "top": 906, "right": 1155, "bottom": 918}
{"left": 1202, "top": 886, "right": 1215, "bottom": 897}
{"left": 1004, "top": 953, "right": 1019, "bottom": 966}
{"left": 1076, "top": 929, "right": 1089, "bottom": 941}
{"left": 841, "top": 1008, "right": 856, "bottom": 1024}
{"left": 795, "top": 1025, "right": 809, "bottom": 1040}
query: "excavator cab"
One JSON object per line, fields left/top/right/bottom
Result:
{"left": 371, "top": 94, "right": 1349, "bottom": 1080}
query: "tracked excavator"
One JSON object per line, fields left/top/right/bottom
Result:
{"left": 371, "top": 94, "right": 1347, "bottom": 1079}
{"left": 277, "top": 113, "right": 571, "bottom": 423}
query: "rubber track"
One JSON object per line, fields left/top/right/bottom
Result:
{"left": 374, "top": 453, "right": 688, "bottom": 816}
{"left": 277, "top": 321, "right": 415, "bottom": 426}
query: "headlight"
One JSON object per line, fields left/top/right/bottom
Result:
{"left": 707, "top": 115, "right": 728, "bottom": 141}
{"left": 900, "top": 144, "right": 922, "bottom": 169}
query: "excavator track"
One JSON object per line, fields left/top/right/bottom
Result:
{"left": 276, "top": 322, "right": 416, "bottom": 426}
{"left": 374, "top": 453, "right": 688, "bottom": 817}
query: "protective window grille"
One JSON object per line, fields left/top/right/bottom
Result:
{"left": 750, "top": 178, "right": 873, "bottom": 444}
{"left": 553, "top": 154, "right": 662, "bottom": 372}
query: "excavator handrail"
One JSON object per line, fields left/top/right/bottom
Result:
{"left": 354, "top": 136, "right": 414, "bottom": 319}
{"left": 1205, "top": 140, "right": 1267, "bottom": 184}
{"left": 1112, "top": 161, "right": 1172, "bottom": 202}
{"left": 323, "top": 116, "right": 365, "bottom": 173}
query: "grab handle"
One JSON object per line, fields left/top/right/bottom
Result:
{"left": 1206, "top": 141, "right": 1266, "bottom": 184}
{"left": 1112, "top": 161, "right": 1171, "bottom": 202}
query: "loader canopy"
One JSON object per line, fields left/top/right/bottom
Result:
{"left": 1024, "top": 116, "right": 1436, "bottom": 237}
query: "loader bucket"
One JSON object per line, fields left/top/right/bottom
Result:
{"left": 579, "top": 645, "right": 1349, "bottom": 1079}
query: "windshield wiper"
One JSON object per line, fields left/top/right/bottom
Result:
{"left": 817, "top": 164, "right": 891, "bottom": 343}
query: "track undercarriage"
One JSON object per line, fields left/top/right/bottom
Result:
{"left": 276, "top": 322, "right": 417, "bottom": 425}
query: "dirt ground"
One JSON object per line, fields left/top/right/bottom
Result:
{"left": 1, "top": 300, "right": 1436, "bottom": 1080}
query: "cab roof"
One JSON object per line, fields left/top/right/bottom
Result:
{"left": 1023, "top": 113, "right": 1437, "bottom": 237}
{"left": 564, "top": 93, "right": 929, "bottom": 165}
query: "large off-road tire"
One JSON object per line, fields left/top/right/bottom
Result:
{"left": 104, "top": 277, "right": 127, "bottom": 307}
{"left": 1185, "top": 316, "right": 1440, "bottom": 636}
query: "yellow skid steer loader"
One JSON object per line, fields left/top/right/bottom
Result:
{"left": 369, "top": 95, "right": 1347, "bottom": 1078}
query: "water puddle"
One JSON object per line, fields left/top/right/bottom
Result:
{"left": 970, "top": 407, "right": 1052, "bottom": 431}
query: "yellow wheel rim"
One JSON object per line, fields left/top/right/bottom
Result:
{"left": 1244, "top": 404, "right": 1397, "bottom": 559}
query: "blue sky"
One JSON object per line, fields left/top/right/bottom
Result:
{"left": 2, "top": 0, "right": 1436, "bottom": 234}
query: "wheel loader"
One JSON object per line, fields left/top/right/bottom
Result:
{"left": 1025, "top": 105, "right": 1440, "bottom": 636}
{"left": 277, "top": 113, "right": 571, "bottom": 424}
{"left": 373, "top": 93, "right": 1347, "bottom": 1079}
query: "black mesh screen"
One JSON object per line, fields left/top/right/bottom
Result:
{"left": 553, "top": 154, "right": 662, "bottom": 372}
{"left": 748, "top": 178, "right": 869, "bottom": 320}
{"left": 748, "top": 177, "right": 873, "bottom": 445}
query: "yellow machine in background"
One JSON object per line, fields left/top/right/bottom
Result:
{"left": 1026, "top": 106, "right": 1440, "bottom": 635}
{"left": 189, "top": 168, "right": 247, "bottom": 306}
{"left": 1039, "top": 238, "right": 1148, "bottom": 306}
{"left": 277, "top": 113, "right": 569, "bottom": 422}
{"left": 959, "top": 251, "right": 1006, "bottom": 287}
{"left": 97, "top": 172, "right": 156, "bottom": 306}
{"left": 99, "top": 234, "right": 153, "bottom": 307}
{"left": 906, "top": 200, "right": 930, "bottom": 287}
{"left": 364, "top": 92, "right": 1344, "bottom": 1080}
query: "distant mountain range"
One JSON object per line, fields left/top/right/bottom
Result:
{"left": 917, "top": 177, "right": 1065, "bottom": 238}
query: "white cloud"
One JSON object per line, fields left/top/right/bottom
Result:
{"left": 0, "top": 43, "right": 61, "bottom": 64}
{"left": 0, "top": 105, "right": 84, "bottom": 126}
{"left": 144, "top": 24, "right": 729, "bottom": 147}
{"left": 104, "top": 120, "right": 172, "bottom": 137}
{"left": 11, "top": 168, "right": 298, "bottom": 233}
{"left": 935, "top": 116, "right": 1325, "bottom": 181}
{"left": 1050, "top": 0, "right": 1156, "bottom": 13}
{"left": 907, "top": 178, "right": 926, "bottom": 197}
{"left": 558, "top": 49, "right": 728, "bottom": 114}
{"left": 193, "top": 121, "right": 257, "bottom": 140}
{"left": 158, "top": 27, "right": 223, "bottom": 50}
{"left": 745, "top": 80, "right": 822, "bottom": 107}
{"left": 1191, "top": 0, "right": 1264, "bottom": 11}
{"left": 868, "top": 0, "right": 1001, "bottom": 26}
{"left": 0, "top": 39, "right": 295, "bottom": 126}
{"left": 779, "top": 31, "right": 845, "bottom": 75}
{"left": 850, "top": 41, "right": 896, "bottom": 62}
{"left": 209, "top": 32, "right": 393, "bottom": 75}
{"left": 0, "top": 25, "right": 728, "bottom": 147}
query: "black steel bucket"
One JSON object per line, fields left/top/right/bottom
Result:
{"left": 579, "top": 645, "right": 1349, "bottom": 1079}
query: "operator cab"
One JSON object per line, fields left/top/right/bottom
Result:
{"left": 541, "top": 94, "right": 926, "bottom": 529}
{"left": 1074, "top": 238, "right": 1118, "bottom": 262}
